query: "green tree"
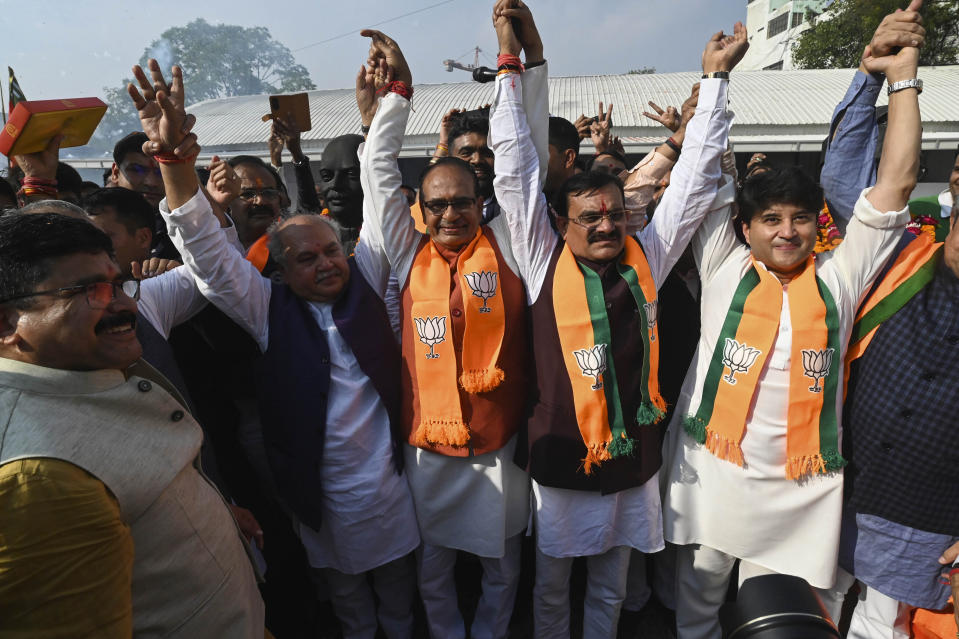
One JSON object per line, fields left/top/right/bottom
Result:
{"left": 89, "top": 19, "right": 315, "bottom": 154}
{"left": 793, "top": 0, "right": 959, "bottom": 69}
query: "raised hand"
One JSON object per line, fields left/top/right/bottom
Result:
{"left": 207, "top": 155, "right": 241, "bottom": 208}
{"left": 14, "top": 134, "right": 63, "bottom": 182}
{"left": 862, "top": 0, "right": 924, "bottom": 70}
{"left": 492, "top": 5, "right": 521, "bottom": 58}
{"left": 439, "top": 107, "right": 463, "bottom": 147}
{"left": 128, "top": 60, "right": 199, "bottom": 159}
{"left": 132, "top": 257, "right": 182, "bottom": 280}
{"left": 702, "top": 21, "right": 749, "bottom": 74}
{"left": 679, "top": 83, "right": 701, "bottom": 129}
{"left": 590, "top": 101, "right": 614, "bottom": 153}
{"left": 574, "top": 114, "right": 594, "bottom": 140}
{"left": 268, "top": 125, "right": 285, "bottom": 166}
{"left": 356, "top": 59, "right": 393, "bottom": 127}
{"left": 493, "top": 0, "right": 544, "bottom": 63}
{"left": 643, "top": 101, "right": 681, "bottom": 133}
{"left": 862, "top": 38, "right": 919, "bottom": 82}
{"left": 360, "top": 30, "right": 412, "bottom": 86}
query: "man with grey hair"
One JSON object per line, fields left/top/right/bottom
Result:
{"left": 135, "top": 60, "right": 420, "bottom": 638}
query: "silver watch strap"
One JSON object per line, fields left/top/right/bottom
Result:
{"left": 887, "top": 78, "right": 923, "bottom": 96}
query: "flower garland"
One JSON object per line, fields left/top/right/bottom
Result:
{"left": 905, "top": 214, "right": 938, "bottom": 242}
{"left": 815, "top": 202, "right": 843, "bottom": 253}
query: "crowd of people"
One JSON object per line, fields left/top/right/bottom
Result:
{"left": 0, "top": 1, "right": 956, "bottom": 638}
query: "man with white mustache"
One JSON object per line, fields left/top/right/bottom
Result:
{"left": 138, "top": 60, "right": 421, "bottom": 638}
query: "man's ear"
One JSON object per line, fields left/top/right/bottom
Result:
{"left": 110, "top": 163, "right": 121, "bottom": 183}
{"left": 0, "top": 305, "right": 21, "bottom": 347}
{"left": 134, "top": 227, "right": 153, "bottom": 252}
{"left": 564, "top": 149, "right": 577, "bottom": 170}
{"left": 555, "top": 215, "right": 569, "bottom": 239}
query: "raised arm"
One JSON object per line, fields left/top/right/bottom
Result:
{"left": 489, "top": 1, "right": 556, "bottom": 302}
{"left": 356, "top": 30, "right": 422, "bottom": 284}
{"left": 638, "top": 23, "right": 747, "bottom": 287}
{"left": 823, "top": 11, "right": 920, "bottom": 298}
{"left": 129, "top": 60, "right": 272, "bottom": 351}
{"left": 862, "top": 22, "right": 921, "bottom": 214}
{"left": 821, "top": 4, "right": 925, "bottom": 225}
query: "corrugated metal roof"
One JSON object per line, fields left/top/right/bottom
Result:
{"left": 184, "top": 66, "right": 959, "bottom": 157}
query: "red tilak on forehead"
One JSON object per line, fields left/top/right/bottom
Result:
{"left": 600, "top": 199, "right": 608, "bottom": 214}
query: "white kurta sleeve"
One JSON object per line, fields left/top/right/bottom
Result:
{"left": 489, "top": 70, "right": 557, "bottom": 304}
{"left": 160, "top": 188, "right": 272, "bottom": 352}
{"left": 137, "top": 266, "right": 208, "bottom": 340}
{"left": 818, "top": 186, "right": 910, "bottom": 304}
{"left": 359, "top": 92, "right": 422, "bottom": 288}
{"left": 638, "top": 78, "right": 731, "bottom": 289}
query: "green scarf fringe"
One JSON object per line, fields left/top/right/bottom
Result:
{"left": 683, "top": 415, "right": 707, "bottom": 444}
{"left": 607, "top": 435, "right": 638, "bottom": 459}
{"left": 636, "top": 400, "right": 665, "bottom": 427}
{"left": 822, "top": 449, "right": 847, "bottom": 472}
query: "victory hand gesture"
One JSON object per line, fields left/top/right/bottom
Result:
{"left": 643, "top": 101, "right": 680, "bottom": 133}
{"left": 128, "top": 60, "right": 199, "bottom": 159}
{"left": 590, "top": 101, "right": 614, "bottom": 153}
{"left": 702, "top": 21, "right": 749, "bottom": 74}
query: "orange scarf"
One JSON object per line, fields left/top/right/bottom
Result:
{"left": 245, "top": 234, "right": 270, "bottom": 272}
{"left": 407, "top": 229, "right": 506, "bottom": 448}
{"left": 553, "top": 237, "right": 665, "bottom": 474}
{"left": 844, "top": 234, "right": 944, "bottom": 393}
{"left": 685, "top": 256, "right": 844, "bottom": 479}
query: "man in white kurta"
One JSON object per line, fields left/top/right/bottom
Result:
{"left": 357, "top": 29, "right": 547, "bottom": 639}
{"left": 492, "top": 26, "right": 747, "bottom": 635}
{"left": 161, "top": 188, "right": 421, "bottom": 639}
{"left": 661, "top": 41, "right": 921, "bottom": 639}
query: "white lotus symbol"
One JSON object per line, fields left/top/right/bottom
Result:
{"left": 573, "top": 344, "right": 608, "bottom": 391}
{"left": 464, "top": 270, "right": 497, "bottom": 313}
{"left": 414, "top": 316, "right": 447, "bottom": 359}
{"left": 801, "top": 348, "right": 834, "bottom": 393}
{"left": 721, "top": 338, "right": 761, "bottom": 385}
{"left": 643, "top": 301, "right": 657, "bottom": 341}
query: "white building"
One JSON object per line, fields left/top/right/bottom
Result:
{"left": 740, "top": 0, "right": 831, "bottom": 71}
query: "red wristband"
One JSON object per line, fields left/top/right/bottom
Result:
{"left": 376, "top": 81, "right": 413, "bottom": 101}
{"left": 155, "top": 152, "right": 198, "bottom": 165}
{"left": 497, "top": 54, "right": 524, "bottom": 72}
{"left": 21, "top": 176, "right": 58, "bottom": 188}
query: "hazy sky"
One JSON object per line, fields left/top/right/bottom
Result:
{"left": 4, "top": 0, "right": 744, "bottom": 105}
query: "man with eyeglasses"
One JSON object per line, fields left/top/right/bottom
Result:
{"left": 0, "top": 212, "right": 265, "bottom": 637}
{"left": 358, "top": 12, "right": 543, "bottom": 637}
{"left": 494, "top": 15, "right": 746, "bottom": 635}
{"left": 139, "top": 58, "right": 420, "bottom": 638}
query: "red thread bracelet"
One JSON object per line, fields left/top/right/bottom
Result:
{"left": 155, "top": 152, "right": 198, "bottom": 165}
{"left": 376, "top": 81, "right": 414, "bottom": 101}
{"left": 21, "top": 176, "right": 58, "bottom": 188}
{"left": 497, "top": 54, "right": 524, "bottom": 71}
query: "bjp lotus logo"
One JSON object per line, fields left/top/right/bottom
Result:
{"left": 721, "top": 338, "right": 761, "bottom": 385}
{"left": 643, "top": 301, "right": 657, "bottom": 341}
{"left": 413, "top": 316, "right": 446, "bottom": 359}
{"left": 573, "top": 344, "right": 608, "bottom": 391}
{"left": 464, "top": 271, "right": 497, "bottom": 313}
{"left": 801, "top": 348, "right": 834, "bottom": 393}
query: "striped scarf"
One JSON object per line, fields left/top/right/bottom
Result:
{"left": 553, "top": 237, "right": 665, "bottom": 474}
{"left": 684, "top": 256, "right": 845, "bottom": 479}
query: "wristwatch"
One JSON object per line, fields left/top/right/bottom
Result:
{"left": 702, "top": 71, "right": 730, "bottom": 80}
{"left": 887, "top": 78, "right": 922, "bottom": 96}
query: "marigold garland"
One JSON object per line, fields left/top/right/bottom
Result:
{"left": 815, "top": 202, "right": 843, "bottom": 253}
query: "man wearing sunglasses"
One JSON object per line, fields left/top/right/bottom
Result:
{"left": 0, "top": 212, "right": 265, "bottom": 637}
